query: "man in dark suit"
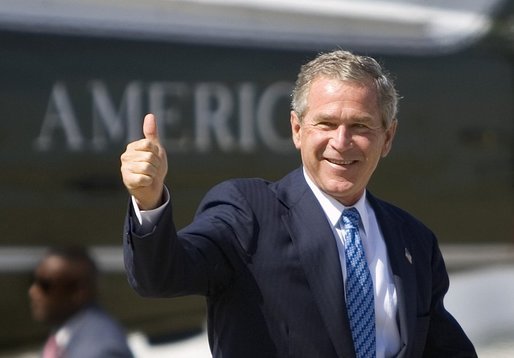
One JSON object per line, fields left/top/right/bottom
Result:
{"left": 28, "top": 246, "right": 134, "bottom": 358}
{"left": 121, "top": 50, "right": 477, "bottom": 357}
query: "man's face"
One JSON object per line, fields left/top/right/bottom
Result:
{"left": 291, "top": 77, "right": 397, "bottom": 205}
{"left": 28, "top": 256, "right": 80, "bottom": 326}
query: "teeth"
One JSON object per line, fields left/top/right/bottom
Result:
{"left": 328, "top": 159, "right": 354, "bottom": 165}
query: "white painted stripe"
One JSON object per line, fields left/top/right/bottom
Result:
{"left": 0, "top": 244, "right": 513, "bottom": 273}
{"left": 0, "top": 246, "right": 124, "bottom": 273}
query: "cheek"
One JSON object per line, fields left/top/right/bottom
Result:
{"left": 29, "top": 297, "right": 49, "bottom": 321}
{"left": 356, "top": 134, "right": 383, "bottom": 155}
{"left": 302, "top": 130, "right": 329, "bottom": 150}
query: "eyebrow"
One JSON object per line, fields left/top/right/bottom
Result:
{"left": 313, "top": 113, "right": 376, "bottom": 123}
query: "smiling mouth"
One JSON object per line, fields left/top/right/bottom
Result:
{"left": 326, "top": 158, "right": 356, "bottom": 166}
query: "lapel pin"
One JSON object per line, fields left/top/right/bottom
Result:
{"left": 405, "top": 248, "right": 413, "bottom": 264}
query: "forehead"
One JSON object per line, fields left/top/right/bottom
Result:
{"left": 309, "top": 77, "right": 378, "bottom": 102}
{"left": 306, "top": 77, "right": 380, "bottom": 118}
{"left": 36, "top": 255, "right": 74, "bottom": 279}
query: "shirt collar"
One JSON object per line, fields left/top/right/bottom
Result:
{"left": 302, "top": 168, "right": 370, "bottom": 234}
{"left": 53, "top": 304, "right": 96, "bottom": 349}
{"left": 54, "top": 324, "right": 71, "bottom": 349}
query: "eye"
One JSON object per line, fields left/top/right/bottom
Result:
{"left": 33, "top": 277, "right": 54, "bottom": 293}
{"left": 351, "top": 122, "right": 369, "bottom": 130}
{"left": 351, "top": 121, "right": 380, "bottom": 133}
{"left": 316, "top": 121, "right": 337, "bottom": 129}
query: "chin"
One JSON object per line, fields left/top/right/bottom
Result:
{"left": 325, "top": 179, "right": 354, "bottom": 193}
{"left": 325, "top": 184, "right": 363, "bottom": 204}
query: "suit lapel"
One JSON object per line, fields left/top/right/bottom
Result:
{"left": 278, "top": 169, "right": 355, "bottom": 358}
{"left": 368, "top": 194, "right": 417, "bottom": 357}
{"left": 277, "top": 172, "right": 419, "bottom": 357}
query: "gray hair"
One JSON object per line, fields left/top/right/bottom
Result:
{"left": 291, "top": 50, "right": 399, "bottom": 128}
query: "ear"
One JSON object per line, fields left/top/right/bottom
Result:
{"left": 290, "top": 111, "right": 302, "bottom": 150}
{"left": 71, "top": 284, "right": 94, "bottom": 307}
{"left": 381, "top": 119, "right": 398, "bottom": 157}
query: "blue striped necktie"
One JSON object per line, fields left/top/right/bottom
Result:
{"left": 341, "top": 208, "right": 376, "bottom": 358}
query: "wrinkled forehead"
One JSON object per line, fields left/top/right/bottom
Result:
{"left": 307, "top": 77, "right": 379, "bottom": 107}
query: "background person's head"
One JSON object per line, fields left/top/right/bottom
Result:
{"left": 28, "top": 246, "right": 98, "bottom": 327}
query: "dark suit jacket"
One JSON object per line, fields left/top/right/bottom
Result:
{"left": 56, "top": 305, "right": 133, "bottom": 358}
{"left": 124, "top": 168, "right": 476, "bottom": 358}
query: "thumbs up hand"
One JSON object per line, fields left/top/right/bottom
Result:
{"left": 121, "top": 114, "right": 168, "bottom": 210}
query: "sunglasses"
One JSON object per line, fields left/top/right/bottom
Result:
{"left": 32, "top": 276, "right": 78, "bottom": 293}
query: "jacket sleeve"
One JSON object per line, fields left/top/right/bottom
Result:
{"left": 422, "top": 241, "right": 478, "bottom": 357}
{"left": 123, "top": 180, "right": 253, "bottom": 298}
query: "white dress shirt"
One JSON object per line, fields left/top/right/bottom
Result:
{"left": 303, "top": 170, "right": 401, "bottom": 358}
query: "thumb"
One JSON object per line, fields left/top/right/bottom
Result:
{"left": 143, "top": 113, "right": 159, "bottom": 142}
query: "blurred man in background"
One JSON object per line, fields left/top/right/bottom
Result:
{"left": 28, "top": 246, "right": 133, "bottom": 358}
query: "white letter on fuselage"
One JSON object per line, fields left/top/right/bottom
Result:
{"left": 34, "top": 82, "right": 84, "bottom": 151}
{"left": 90, "top": 80, "right": 143, "bottom": 150}
{"left": 194, "top": 83, "right": 235, "bottom": 152}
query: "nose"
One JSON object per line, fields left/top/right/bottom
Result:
{"left": 28, "top": 282, "right": 36, "bottom": 299}
{"left": 331, "top": 125, "right": 353, "bottom": 150}
{"left": 28, "top": 280, "right": 43, "bottom": 300}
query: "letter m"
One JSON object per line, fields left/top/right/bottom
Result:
{"left": 90, "top": 80, "right": 142, "bottom": 150}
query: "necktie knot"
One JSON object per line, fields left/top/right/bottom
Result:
{"left": 341, "top": 208, "right": 360, "bottom": 230}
